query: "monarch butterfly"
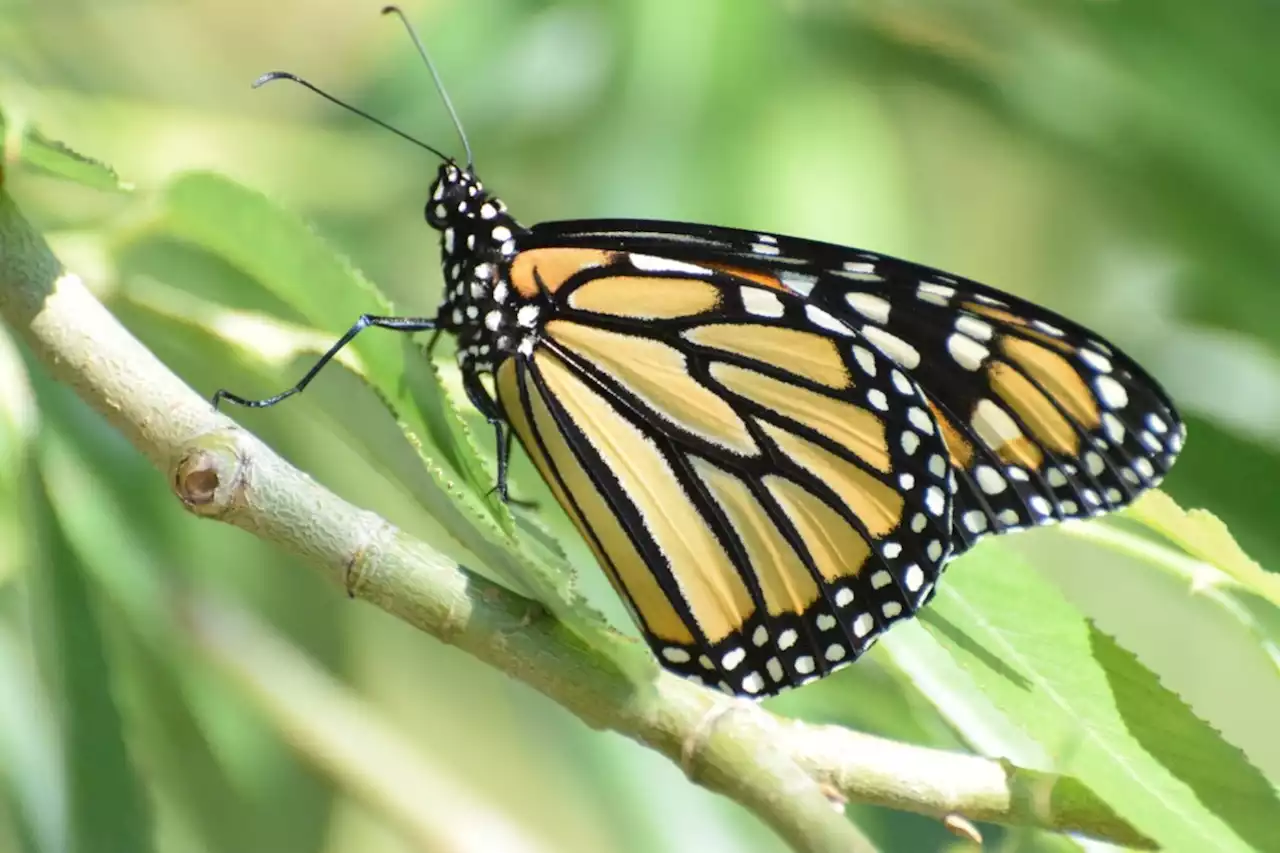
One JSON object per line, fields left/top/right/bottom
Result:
{"left": 215, "top": 8, "right": 1185, "bottom": 698}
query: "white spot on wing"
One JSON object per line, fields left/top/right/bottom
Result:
{"left": 741, "top": 287, "right": 785, "bottom": 318}
{"left": 862, "top": 325, "right": 921, "bottom": 369}
{"left": 901, "top": 431, "right": 920, "bottom": 455}
{"left": 955, "top": 315, "right": 994, "bottom": 341}
{"left": 947, "top": 332, "right": 989, "bottom": 371}
{"left": 806, "top": 304, "right": 852, "bottom": 336}
{"left": 917, "top": 281, "right": 955, "bottom": 306}
{"left": 766, "top": 658, "right": 784, "bottom": 682}
{"left": 780, "top": 271, "right": 818, "bottom": 295}
{"left": 629, "top": 253, "right": 709, "bottom": 275}
{"left": 928, "top": 454, "right": 947, "bottom": 478}
{"left": 1079, "top": 349, "right": 1113, "bottom": 373}
{"left": 904, "top": 564, "right": 924, "bottom": 591}
{"left": 845, "top": 292, "right": 891, "bottom": 324}
{"left": 851, "top": 345, "right": 877, "bottom": 377}
{"left": 908, "top": 407, "right": 934, "bottom": 435}
{"left": 1102, "top": 412, "right": 1126, "bottom": 444}
{"left": 972, "top": 399, "right": 1024, "bottom": 449}
{"left": 975, "top": 465, "right": 1006, "bottom": 495}
{"left": 1095, "top": 375, "right": 1129, "bottom": 409}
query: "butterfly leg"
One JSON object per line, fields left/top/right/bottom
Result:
{"left": 211, "top": 314, "right": 437, "bottom": 410}
{"left": 485, "top": 419, "right": 537, "bottom": 509}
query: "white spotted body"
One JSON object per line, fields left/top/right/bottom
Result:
{"left": 428, "top": 165, "right": 529, "bottom": 395}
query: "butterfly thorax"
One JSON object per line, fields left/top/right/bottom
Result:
{"left": 425, "top": 163, "right": 530, "bottom": 381}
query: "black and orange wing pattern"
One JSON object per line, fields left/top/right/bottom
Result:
{"left": 527, "top": 220, "right": 1186, "bottom": 559}
{"left": 493, "top": 247, "right": 956, "bottom": 696}
{"left": 220, "top": 158, "right": 1185, "bottom": 700}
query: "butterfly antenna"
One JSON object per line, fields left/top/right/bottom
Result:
{"left": 252, "top": 71, "right": 452, "bottom": 162}
{"left": 381, "top": 5, "right": 473, "bottom": 168}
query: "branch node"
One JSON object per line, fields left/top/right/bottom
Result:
{"left": 680, "top": 700, "right": 740, "bottom": 783}
{"left": 172, "top": 431, "right": 247, "bottom": 517}
{"left": 344, "top": 515, "right": 395, "bottom": 599}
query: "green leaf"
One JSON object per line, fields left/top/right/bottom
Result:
{"left": 158, "top": 172, "right": 533, "bottom": 585}
{"left": 37, "top": 420, "right": 341, "bottom": 853}
{"left": 0, "top": 624, "right": 62, "bottom": 853}
{"left": 1090, "top": 627, "right": 1280, "bottom": 853}
{"left": 26, "top": 457, "right": 153, "bottom": 853}
{"left": 0, "top": 106, "right": 128, "bottom": 192}
{"left": 1060, "top": 515, "right": 1280, "bottom": 678}
{"left": 0, "top": 325, "right": 34, "bottom": 588}
{"left": 151, "top": 172, "right": 628, "bottom": 672}
{"left": 931, "top": 544, "right": 1267, "bottom": 852}
{"left": 1127, "top": 491, "right": 1280, "bottom": 610}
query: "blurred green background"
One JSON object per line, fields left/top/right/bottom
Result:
{"left": 2, "top": 0, "right": 1279, "bottom": 851}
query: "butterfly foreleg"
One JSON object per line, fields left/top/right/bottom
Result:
{"left": 211, "top": 314, "right": 437, "bottom": 410}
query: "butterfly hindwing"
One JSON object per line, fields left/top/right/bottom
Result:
{"left": 494, "top": 247, "right": 954, "bottom": 696}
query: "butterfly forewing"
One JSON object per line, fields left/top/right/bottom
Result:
{"left": 494, "top": 248, "right": 954, "bottom": 696}
{"left": 526, "top": 220, "right": 1186, "bottom": 557}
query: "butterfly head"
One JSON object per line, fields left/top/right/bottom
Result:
{"left": 425, "top": 161, "right": 521, "bottom": 254}
{"left": 426, "top": 162, "right": 479, "bottom": 228}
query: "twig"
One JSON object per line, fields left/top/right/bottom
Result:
{"left": 0, "top": 188, "right": 1148, "bottom": 852}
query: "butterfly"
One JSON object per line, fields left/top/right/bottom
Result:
{"left": 215, "top": 8, "right": 1185, "bottom": 699}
